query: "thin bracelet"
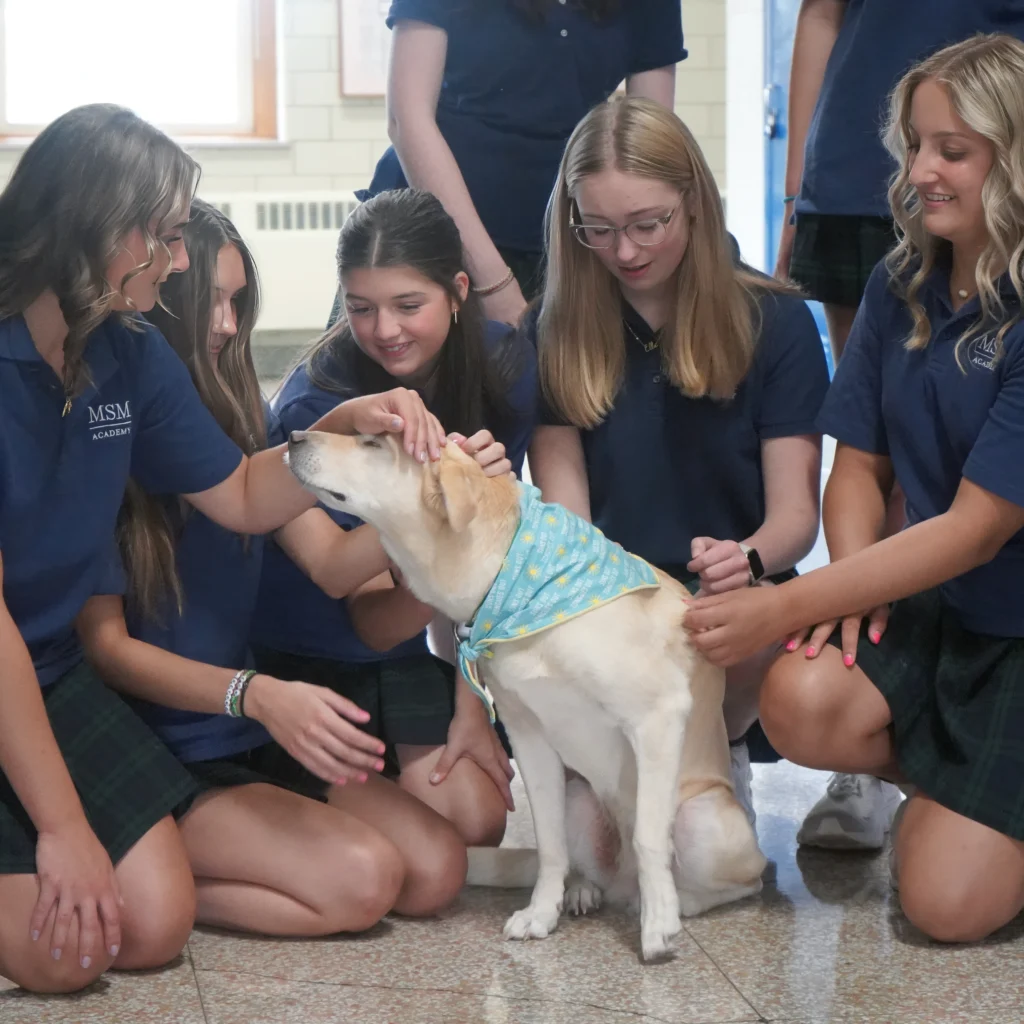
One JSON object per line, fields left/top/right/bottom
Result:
{"left": 225, "top": 669, "right": 256, "bottom": 718}
{"left": 783, "top": 194, "right": 798, "bottom": 204}
{"left": 473, "top": 266, "right": 515, "bottom": 297}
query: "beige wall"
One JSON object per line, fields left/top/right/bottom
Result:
{"left": 0, "top": 0, "right": 725, "bottom": 192}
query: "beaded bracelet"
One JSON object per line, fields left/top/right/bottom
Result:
{"left": 225, "top": 669, "right": 256, "bottom": 718}
{"left": 473, "top": 266, "right": 515, "bottom": 297}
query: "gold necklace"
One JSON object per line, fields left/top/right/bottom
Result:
{"left": 624, "top": 318, "right": 658, "bottom": 353}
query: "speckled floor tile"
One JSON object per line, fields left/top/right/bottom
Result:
{"left": 679, "top": 762, "right": 1024, "bottom": 1024}
{"left": 189, "top": 887, "right": 757, "bottom": 1024}
{"left": 196, "top": 969, "right": 762, "bottom": 1024}
{"left": 0, "top": 953, "right": 204, "bottom": 1023}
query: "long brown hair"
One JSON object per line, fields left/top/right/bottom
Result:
{"left": 884, "top": 33, "right": 1024, "bottom": 363}
{"left": 305, "top": 189, "right": 520, "bottom": 437}
{"left": 0, "top": 104, "right": 197, "bottom": 398}
{"left": 539, "top": 97, "right": 793, "bottom": 429}
{"left": 119, "top": 200, "right": 266, "bottom": 622}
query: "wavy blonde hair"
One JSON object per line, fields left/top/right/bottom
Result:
{"left": 538, "top": 97, "right": 792, "bottom": 428}
{"left": 885, "top": 33, "right": 1024, "bottom": 362}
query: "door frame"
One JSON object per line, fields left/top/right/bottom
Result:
{"left": 725, "top": 0, "right": 767, "bottom": 270}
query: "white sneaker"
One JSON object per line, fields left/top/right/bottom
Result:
{"left": 730, "top": 742, "right": 756, "bottom": 829}
{"left": 797, "top": 773, "right": 902, "bottom": 850}
{"left": 888, "top": 785, "right": 915, "bottom": 890}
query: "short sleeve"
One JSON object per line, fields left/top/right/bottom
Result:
{"left": 816, "top": 265, "right": 890, "bottom": 455}
{"left": 495, "top": 330, "right": 538, "bottom": 475}
{"left": 963, "top": 341, "right": 1024, "bottom": 508}
{"left": 626, "top": 0, "right": 687, "bottom": 75}
{"left": 130, "top": 327, "right": 243, "bottom": 495}
{"left": 263, "top": 400, "right": 287, "bottom": 448}
{"left": 93, "top": 540, "right": 127, "bottom": 597}
{"left": 387, "top": 0, "right": 448, "bottom": 30}
{"left": 756, "top": 293, "right": 830, "bottom": 440}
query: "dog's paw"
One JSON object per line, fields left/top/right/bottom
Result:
{"left": 565, "top": 878, "right": 603, "bottom": 916}
{"left": 640, "top": 887, "right": 682, "bottom": 961}
{"left": 503, "top": 903, "right": 561, "bottom": 941}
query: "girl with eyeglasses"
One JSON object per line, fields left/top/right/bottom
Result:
{"left": 526, "top": 97, "right": 830, "bottom": 828}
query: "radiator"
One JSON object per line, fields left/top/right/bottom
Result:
{"left": 198, "top": 191, "right": 360, "bottom": 333}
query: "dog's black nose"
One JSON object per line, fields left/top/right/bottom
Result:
{"left": 289, "top": 430, "right": 308, "bottom": 446}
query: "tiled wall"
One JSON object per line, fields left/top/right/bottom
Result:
{"left": 0, "top": 0, "right": 725, "bottom": 192}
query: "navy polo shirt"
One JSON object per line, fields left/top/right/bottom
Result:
{"left": 0, "top": 315, "right": 243, "bottom": 687}
{"left": 818, "top": 261, "right": 1024, "bottom": 637}
{"left": 92, "top": 406, "right": 285, "bottom": 763}
{"left": 798, "top": 0, "right": 1024, "bottom": 219}
{"left": 365, "top": 0, "right": 686, "bottom": 253}
{"left": 250, "top": 321, "right": 538, "bottom": 663}
{"left": 531, "top": 291, "right": 828, "bottom": 568}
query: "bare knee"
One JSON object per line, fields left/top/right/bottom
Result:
{"left": 115, "top": 866, "right": 196, "bottom": 971}
{"left": 1, "top": 943, "right": 113, "bottom": 995}
{"left": 325, "top": 835, "right": 405, "bottom": 934}
{"left": 446, "top": 766, "right": 508, "bottom": 848}
{"left": 898, "top": 874, "right": 999, "bottom": 943}
{"left": 759, "top": 656, "right": 844, "bottom": 767}
{"left": 396, "top": 820, "right": 468, "bottom": 918}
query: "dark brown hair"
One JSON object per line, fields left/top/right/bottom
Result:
{"left": 305, "top": 189, "right": 520, "bottom": 438}
{"left": 119, "top": 200, "right": 266, "bottom": 622}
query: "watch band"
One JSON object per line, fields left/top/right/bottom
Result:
{"left": 739, "top": 543, "right": 765, "bottom": 586}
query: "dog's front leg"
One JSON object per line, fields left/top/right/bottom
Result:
{"left": 501, "top": 723, "right": 569, "bottom": 943}
{"left": 630, "top": 703, "right": 688, "bottom": 960}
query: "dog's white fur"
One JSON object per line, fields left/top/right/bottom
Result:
{"left": 286, "top": 431, "right": 766, "bottom": 960}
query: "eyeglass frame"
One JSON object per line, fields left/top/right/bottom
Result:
{"left": 568, "top": 197, "right": 685, "bottom": 250}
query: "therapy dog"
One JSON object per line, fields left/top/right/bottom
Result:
{"left": 286, "top": 430, "right": 765, "bottom": 960}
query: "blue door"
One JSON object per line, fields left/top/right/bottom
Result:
{"left": 764, "top": 0, "right": 834, "bottom": 374}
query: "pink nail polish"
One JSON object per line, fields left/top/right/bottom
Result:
{"left": 843, "top": 653, "right": 854, "bottom": 667}
{"left": 785, "top": 640, "right": 798, "bottom": 652}
{"left": 870, "top": 631, "right": 881, "bottom": 644}
{"left": 805, "top": 646, "right": 816, "bottom": 658}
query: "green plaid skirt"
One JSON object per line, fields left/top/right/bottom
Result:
{"left": 185, "top": 743, "right": 328, "bottom": 804}
{"left": 828, "top": 588, "right": 1024, "bottom": 839}
{"left": 0, "top": 663, "right": 198, "bottom": 874}
{"left": 250, "top": 649, "right": 462, "bottom": 780}
{"left": 790, "top": 213, "right": 897, "bottom": 308}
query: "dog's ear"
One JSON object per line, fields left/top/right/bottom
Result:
{"left": 422, "top": 455, "right": 482, "bottom": 532}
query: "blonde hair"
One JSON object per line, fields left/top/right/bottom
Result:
{"left": 0, "top": 104, "right": 198, "bottom": 397}
{"left": 885, "top": 33, "right": 1024, "bottom": 362}
{"left": 539, "top": 97, "right": 792, "bottom": 428}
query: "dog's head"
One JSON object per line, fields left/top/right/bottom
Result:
{"left": 285, "top": 429, "right": 490, "bottom": 535}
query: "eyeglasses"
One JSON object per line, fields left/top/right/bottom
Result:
{"left": 569, "top": 200, "right": 682, "bottom": 250}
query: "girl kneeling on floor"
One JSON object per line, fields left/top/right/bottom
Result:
{"left": 526, "top": 97, "right": 829, "bottom": 830}
{"left": 686, "top": 33, "right": 1024, "bottom": 943}
{"left": 250, "top": 188, "right": 539, "bottom": 847}
{"left": 0, "top": 106, "right": 440, "bottom": 994}
{"left": 76, "top": 200, "right": 516, "bottom": 938}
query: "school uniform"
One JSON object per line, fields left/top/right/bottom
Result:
{"left": 361, "top": 0, "right": 686, "bottom": 296}
{"left": 0, "top": 314, "right": 243, "bottom": 873}
{"left": 527, "top": 288, "right": 829, "bottom": 759}
{"left": 249, "top": 322, "right": 537, "bottom": 772}
{"left": 818, "top": 260, "right": 1024, "bottom": 840}
{"left": 789, "top": 0, "right": 1024, "bottom": 307}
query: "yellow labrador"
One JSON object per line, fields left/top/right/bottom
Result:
{"left": 286, "top": 430, "right": 765, "bottom": 960}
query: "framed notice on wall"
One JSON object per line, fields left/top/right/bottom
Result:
{"left": 338, "top": 0, "right": 392, "bottom": 97}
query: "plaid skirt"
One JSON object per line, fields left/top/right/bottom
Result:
{"left": 185, "top": 743, "right": 328, "bottom": 805}
{"left": 828, "top": 588, "right": 1024, "bottom": 840}
{"left": 0, "top": 663, "right": 198, "bottom": 874}
{"left": 790, "top": 213, "right": 897, "bottom": 308}
{"left": 251, "top": 649, "right": 476, "bottom": 779}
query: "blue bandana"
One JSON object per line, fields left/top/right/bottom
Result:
{"left": 457, "top": 483, "right": 661, "bottom": 717}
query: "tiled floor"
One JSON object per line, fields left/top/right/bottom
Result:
{"left": 3, "top": 761, "right": 1021, "bottom": 1024}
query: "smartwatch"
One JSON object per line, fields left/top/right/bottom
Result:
{"left": 739, "top": 543, "right": 765, "bottom": 586}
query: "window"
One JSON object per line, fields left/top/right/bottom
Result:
{"left": 0, "top": 0, "right": 277, "bottom": 139}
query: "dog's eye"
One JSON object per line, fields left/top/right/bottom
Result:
{"left": 360, "top": 437, "right": 382, "bottom": 449}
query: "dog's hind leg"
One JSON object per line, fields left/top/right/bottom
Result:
{"left": 500, "top": 721, "right": 570, "bottom": 943}
{"left": 629, "top": 697, "right": 690, "bottom": 960}
{"left": 564, "top": 776, "right": 617, "bottom": 915}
